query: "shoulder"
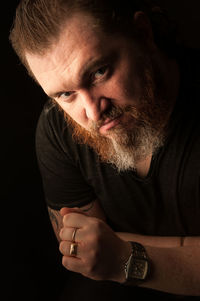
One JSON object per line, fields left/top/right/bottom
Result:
{"left": 36, "top": 99, "right": 78, "bottom": 163}
{"left": 36, "top": 99, "right": 97, "bottom": 166}
{"left": 37, "top": 99, "right": 67, "bottom": 135}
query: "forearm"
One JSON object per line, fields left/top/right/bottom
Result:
{"left": 116, "top": 232, "right": 181, "bottom": 247}
{"left": 143, "top": 245, "right": 200, "bottom": 296}
{"left": 117, "top": 232, "right": 200, "bottom": 295}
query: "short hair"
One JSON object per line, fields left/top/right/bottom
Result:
{"left": 9, "top": 0, "right": 177, "bottom": 70}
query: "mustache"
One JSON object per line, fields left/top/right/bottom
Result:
{"left": 89, "top": 104, "right": 134, "bottom": 131}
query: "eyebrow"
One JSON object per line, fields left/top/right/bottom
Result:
{"left": 79, "top": 56, "right": 107, "bottom": 79}
{"left": 48, "top": 54, "right": 112, "bottom": 99}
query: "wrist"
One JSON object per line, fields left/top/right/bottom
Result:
{"left": 114, "top": 241, "right": 132, "bottom": 283}
{"left": 122, "top": 241, "right": 150, "bottom": 286}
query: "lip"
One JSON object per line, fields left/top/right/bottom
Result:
{"left": 99, "top": 115, "right": 122, "bottom": 135}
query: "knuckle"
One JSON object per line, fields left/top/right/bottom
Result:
{"left": 63, "top": 214, "right": 69, "bottom": 225}
{"left": 62, "top": 256, "right": 69, "bottom": 269}
{"left": 59, "top": 228, "right": 64, "bottom": 239}
{"left": 63, "top": 213, "right": 74, "bottom": 225}
{"left": 59, "top": 241, "right": 66, "bottom": 254}
{"left": 62, "top": 256, "right": 75, "bottom": 272}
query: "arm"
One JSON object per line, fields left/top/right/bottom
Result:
{"left": 116, "top": 232, "right": 200, "bottom": 248}
{"left": 47, "top": 199, "right": 106, "bottom": 242}
{"left": 117, "top": 232, "right": 200, "bottom": 295}
{"left": 48, "top": 197, "right": 198, "bottom": 250}
{"left": 141, "top": 243, "right": 200, "bottom": 296}
{"left": 57, "top": 202, "right": 200, "bottom": 296}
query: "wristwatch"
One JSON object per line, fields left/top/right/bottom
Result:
{"left": 124, "top": 241, "right": 149, "bottom": 286}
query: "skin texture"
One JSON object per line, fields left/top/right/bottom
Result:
{"left": 26, "top": 12, "right": 200, "bottom": 295}
{"left": 26, "top": 12, "right": 179, "bottom": 173}
{"left": 48, "top": 205, "right": 200, "bottom": 295}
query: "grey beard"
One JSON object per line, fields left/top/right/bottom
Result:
{"left": 102, "top": 125, "right": 164, "bottom": 173}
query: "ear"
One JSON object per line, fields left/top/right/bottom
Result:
{"left": 133, "top": 11, "right": 155, "bottom": 48}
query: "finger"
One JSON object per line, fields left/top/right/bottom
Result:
{"left": 62, "top": 255, "right": 85, "bottom": 275}
{"left": 60, "top": 207, "right": 86, "bottom": 217}
{"left": 62, "top": 212, "right": 89, "bottom": 228}
{"left": 59, "top": 240, "right": 82, "bottom": 258}
{"left": 59, "top": 227, "right": 83, "bottom": 242}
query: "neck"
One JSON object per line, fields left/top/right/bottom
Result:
{"left": 135, "top": 154, "right": 152, "bottom": 178}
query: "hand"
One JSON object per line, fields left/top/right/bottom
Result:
{"left": 59, "top": 207, "right": 131, "bottom": 282}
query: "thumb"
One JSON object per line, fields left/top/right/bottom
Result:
{"left": 60, "top": 207, "right": 86, "bottom": 217}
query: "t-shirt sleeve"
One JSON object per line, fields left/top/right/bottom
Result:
{"left": 35, "top": 102, "right": 96, "bottom": 210}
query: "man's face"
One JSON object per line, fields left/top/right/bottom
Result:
{"left": 26, "top": 13, "right": 169, "bottom": 171}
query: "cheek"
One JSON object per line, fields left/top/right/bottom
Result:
{"left": 61, "top": 103, "right": 88, "bottom": 129}
{"left": 111, "top": 71, "right": 140, "bottom": 105}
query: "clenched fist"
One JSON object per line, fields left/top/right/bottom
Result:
{"left": 59, "top": 207, "right": 131, "bottom": 283}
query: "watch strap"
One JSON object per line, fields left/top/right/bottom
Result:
{"left": 124, "top": 241, "right": 149, "bottom": 286}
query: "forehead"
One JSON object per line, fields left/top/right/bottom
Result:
{"left": 25, "top": 13, "right": 116, "bottom": 93}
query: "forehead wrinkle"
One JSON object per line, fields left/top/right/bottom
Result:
{"left": 34, "top": 43, "right": 82, "bottom": 96}
{"left": 26, "top": 12, "right": 114, "bottom": 97}
{"left": 47, "top": 36, "right": 95, "bottom": 90}
{"left": 48, "top": 50, "right": 104, "bottom": 96}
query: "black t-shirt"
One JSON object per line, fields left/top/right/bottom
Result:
{"left": 36, "top": 48, "right": 200, "bottom": 236}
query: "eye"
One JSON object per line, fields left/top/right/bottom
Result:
{"left": 93, "top": 66, "right": 108, "bottom": 80}
{"left": 58, "top": 91, "right": 74, "bottom": 102}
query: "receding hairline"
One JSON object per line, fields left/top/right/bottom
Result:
{"left": 23, "top": 11, "right": 112, "bottom": 80}
{"left": 10, "top": 0, "right": 178, "bottom": 75}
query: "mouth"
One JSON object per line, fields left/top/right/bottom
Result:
{"left": 99, "top": 114, "right": 122, "bottom": 135}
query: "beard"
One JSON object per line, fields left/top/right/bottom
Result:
{"left": 62, "top": 53, "right": 172, "bottom": 173}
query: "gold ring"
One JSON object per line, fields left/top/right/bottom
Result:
{"left": 71, "top": 228, "right": 78, "bottom": 242}
{"left": 70, "top": 242, "right": 78, "bottom": 257}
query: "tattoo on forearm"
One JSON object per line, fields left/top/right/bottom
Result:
{"left": 48, "top": 207, "right": 59, "bottom": 229}
{"left": 47, "top": 207, "right": 63, "bottom": 240}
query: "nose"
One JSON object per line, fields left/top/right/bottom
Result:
{"left": 80, "top": 90, "right": 110, "bottom": 122}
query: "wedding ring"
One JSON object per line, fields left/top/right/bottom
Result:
{"left": 72, "top": 228, "right": 78, "bottom": 242}
{"left": 70, "top": 242, "right": 78, "bottom": 257}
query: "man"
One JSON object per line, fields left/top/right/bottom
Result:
{"left": 10, "top": 0, "right": 200, "bottom": 299}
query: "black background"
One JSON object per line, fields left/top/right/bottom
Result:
{"left": 3, "top": 1, "right": 200, "bottom": 300}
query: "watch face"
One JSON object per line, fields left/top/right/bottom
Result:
{"left": 129, "top": 258, "right": 148, "bottom": 280}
